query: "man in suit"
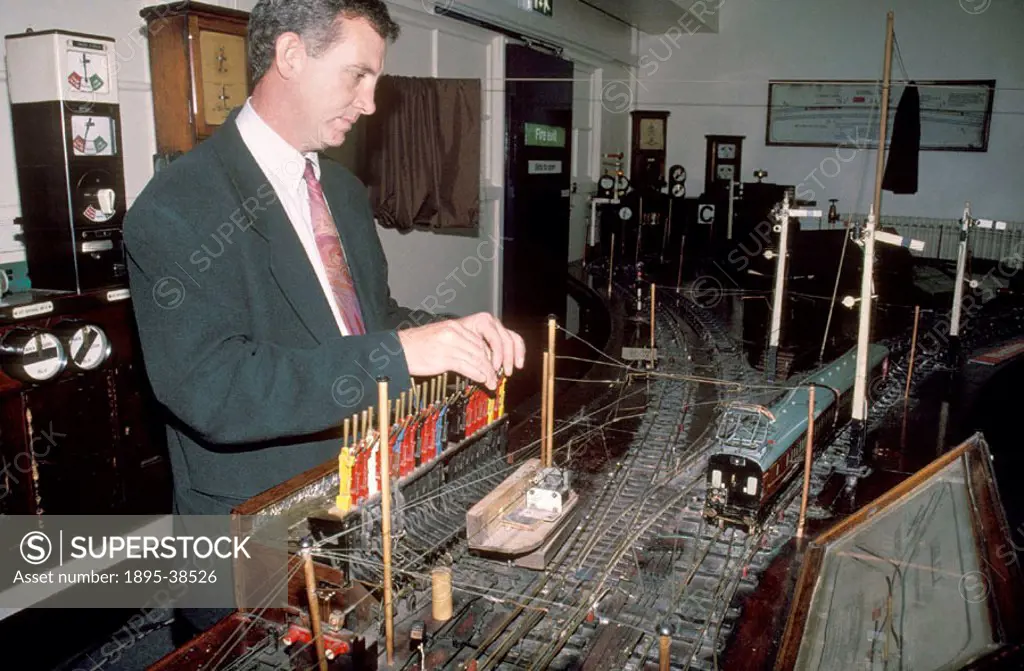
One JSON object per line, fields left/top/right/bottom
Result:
{"left": 123, "top": 0, "right": 524, "bottom": 640}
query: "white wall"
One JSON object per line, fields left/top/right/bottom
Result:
{"left": 0, "top": 0, "right": 164, "bottom": 264}
{"left": 635, "top": 0, "right": 1024, "bottom": 221}
{"left": 0, "top": 0, "right": 633, "bottom": 315}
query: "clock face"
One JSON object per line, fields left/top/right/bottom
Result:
{"left": 717, "top": 164, "right": 735, "bottom": 180}
{"left": 199, "top": 31, "right": 249, "bottom": 126}
{"left": 66, "top": 48, "right": 109, "bottom": 94}
{"left": 716, "top": 143, "right": 736, "bottom": 159}
{"left": 639, "top": 118, "right": 665, "bottom": 150}
{"left": 71, "top": 115, "right": 116, "bottom": 156}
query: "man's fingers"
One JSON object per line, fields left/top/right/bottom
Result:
{"left": 449, "top": 349, "right": 497, "bottom": 390}
{"left": 494, "top": 323, "right": 516, "bottom": 376}
{"left": 437, "top": 322, "right": 498, "bottom": 389}
{"left": 446, "top": 320, "right": 490, "bottom": 360}
{"left": 469, "top": 315, "right": 507, "bottom": 372}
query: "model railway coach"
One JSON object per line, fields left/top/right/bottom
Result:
{"left": 703, "top": 343, "right": 890, "bottom": 532}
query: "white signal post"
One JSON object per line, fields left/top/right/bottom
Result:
{"left": 765, "top": 192, "right": 820, "bottom": 381}
{"left": 950, "top": 202, "right": 971, "bottom": 347}
{"left": 851, "top": 207, "right": 878, "bottom": 429}
{"left": 952, "top": 203, "right": 1007, "bottom": 358}
{"left": 849, "top": 10, "right": 893, "bottom": 471}
{"left": 847, "top": 207, "right": 924, "bottom": 469}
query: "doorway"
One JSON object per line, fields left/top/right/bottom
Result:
{"left": 502, "top": 42, "right": 574, "bottom": 411}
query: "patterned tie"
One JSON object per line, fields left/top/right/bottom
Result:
{"left": 303, "top": 159, "right": 366, "bottom": 335}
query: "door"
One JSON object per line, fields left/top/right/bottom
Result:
{"left": 502, "top": 43, "right": 574, "bottom": 412}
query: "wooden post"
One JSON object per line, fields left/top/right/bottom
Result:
{"left": 904, "top": 305, "right": 920, "bottom": 401}
{"left": 300, "top": 539, "right": 329, "bottom": 671}
{"left": 608, "top": 233, "right": 615, "bottom": 298}
{"left": 796, "top": 385, "right": 816, "bottom": 539}
{"left": 650, "top": 283, "right": 656, "bottom": 366}
{"left": 872, "top": 12, "right": 896, "bottom": 242}
{"left": 376, "top": 378, "right": 394, "bottom": 664}
{"left": 540, "top": 351, "right": 549, "bottom": 466}
{"left": 547, "top": 316, "right": 557, "bottom": 465}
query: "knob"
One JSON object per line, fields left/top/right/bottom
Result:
{"left": 97, "top": 188, "right": 116, "bottom": 216}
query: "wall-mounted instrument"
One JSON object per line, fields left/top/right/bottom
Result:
{"left": 630, "top": 111, "right": 670, "bottom": 190}
{"left": 4, "top": 29, "right": 128, "bottom": 293}
{"left": 140, "top": 1, "right": 252, "bottom": 162}
{"left": 704, "top": 134, "right": 745, "bottom": 191}
{"left": 668, "top": 164, "right": 687, "bottom": 198}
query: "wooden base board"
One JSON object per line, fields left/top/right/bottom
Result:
{"left": 467, "top": 458, "right": 579, "bottom": 563}
{"left": 513, "top": 502, "right": 581, "bottom": 570}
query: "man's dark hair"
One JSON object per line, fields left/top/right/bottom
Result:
{"left": 248, "top": 0, "right": 400, "bottom": 83}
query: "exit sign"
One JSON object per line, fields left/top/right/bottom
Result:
{"left": 523, "top": 0, "right": 552, "bottom": 17}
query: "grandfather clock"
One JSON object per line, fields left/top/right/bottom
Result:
{"left": 141, "top": 1, "right": 251, "bottom": 162}
{"left": 630, "top": 111, "right": 670, "bottom": 190}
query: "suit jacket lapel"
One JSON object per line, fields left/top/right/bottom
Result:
{"left": 208, "top": 112, "right": 341, "bottom": 344}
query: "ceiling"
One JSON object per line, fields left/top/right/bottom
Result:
{"left": 578, "top": 0, "right": 719, "bottom": 35}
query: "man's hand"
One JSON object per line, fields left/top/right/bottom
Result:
{"left": 397, "top": 312, "right": 525, "bottom": 390}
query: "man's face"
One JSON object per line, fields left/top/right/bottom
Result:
{"left": 297, "top": 16, "right": 385, "bottom": 150}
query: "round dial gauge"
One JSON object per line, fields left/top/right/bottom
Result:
{"left": 1, "top": 330, "right": 67, "bottom": 383}
{"left": 598, "top": 174, "right": 615, "bottom": 191}
{"left": 669, "top": 165, "right": 686, "bottom": 183}
{"left": 671, "top": 182, "right": 686, "bottom": 198}
{"left": 59, "top": 323, "right": 111, "bottom": 371}
{"left": 618, "top": 206, "right": 633, "bottom": 221}
{"left": 615, "top": 174, "right": 630, "bottom": 193}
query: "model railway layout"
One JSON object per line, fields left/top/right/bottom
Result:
{"left": 152, "top": 269, "right": 961, "bottom": 671}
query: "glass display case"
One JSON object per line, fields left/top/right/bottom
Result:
{"left": 776, "top": 432, "right": 1024, "bottom": 670}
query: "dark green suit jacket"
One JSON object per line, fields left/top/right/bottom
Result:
{"left": 124, "top": 109, "right": 433, "bottom": 515}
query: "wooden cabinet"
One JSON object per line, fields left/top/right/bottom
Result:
{"left": 0, "top": 291, "right": 170, "bottom": 514}
{"left": 140, "top": 1, "right": 251, "bottom": 157}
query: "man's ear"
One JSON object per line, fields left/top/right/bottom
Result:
{"left": 274, "top": 32, "right": 307, "bottom": 80}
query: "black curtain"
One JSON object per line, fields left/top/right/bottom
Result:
{"left": 363, "top": 75, "right": 481, "bottom": 231}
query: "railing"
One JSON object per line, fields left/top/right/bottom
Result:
{"left": 843, "top": 213, "right": 1024, "bottom": 262}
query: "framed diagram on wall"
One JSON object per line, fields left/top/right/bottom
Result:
{"left": 765, "top": 79, "right": 995, "bottom": 151}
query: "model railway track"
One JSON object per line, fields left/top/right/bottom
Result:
{"left": 464, "top": 289, "right": 777, "bottom": 670}
{"left": 387, "top": 280, "right": 943, "bottom": 671}
{"left": 463, "top": 296, "right": 702, "bottom": 669}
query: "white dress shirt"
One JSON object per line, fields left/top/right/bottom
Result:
{"left": 235, "top": 98, "right": 349, "bottom": 336}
